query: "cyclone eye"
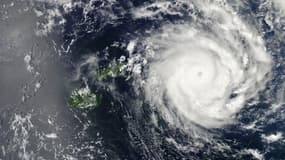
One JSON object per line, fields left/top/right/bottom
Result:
{"left": 229, "top": 93, "right": 238, "bottom": 99}
{"left": 197, "top": 71, "right": 203, "bottom": 77}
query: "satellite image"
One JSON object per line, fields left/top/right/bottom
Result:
{"left": 0, "top": 0, "right": 285, "bottom": 159}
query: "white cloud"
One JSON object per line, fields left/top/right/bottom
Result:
{"left": 272, "top": 0, "right": 285, "bottom": 12}
{"left": 262, "top": 132, "right": 283, "bottom": 143}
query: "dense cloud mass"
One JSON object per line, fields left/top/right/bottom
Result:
{"left": 142, "top": 1, "right": 272, "bottom": 129}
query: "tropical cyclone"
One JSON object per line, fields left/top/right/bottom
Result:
{"left": 142, "top": 0, "right": 272, "bottom": 129}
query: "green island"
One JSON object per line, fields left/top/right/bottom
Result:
{"left": 67, "top": 86, "right": 101, "bottom": 109}
{"left": 97, "top": 62, "right": 131, "bottom": 81}
{"left": 68, "top": 61, "right": 130, "bottom": 109}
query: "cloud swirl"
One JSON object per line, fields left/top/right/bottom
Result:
{"left": 143, "top": 1, "right": 272, "bottom": 129}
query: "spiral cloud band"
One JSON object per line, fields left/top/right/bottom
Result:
{"left": 143, "top": 1, "right": 272, "bottom": 128}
